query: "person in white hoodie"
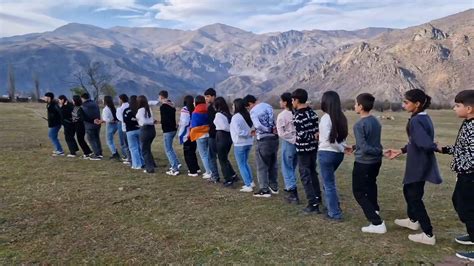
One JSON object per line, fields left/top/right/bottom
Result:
{"left": 230, "top": 98, "right": 255, "bottom": 192}
{"left": 178, "top": 95, "right": 201, "bottom": 177}
{"left": 318, "top": 91, "right": 350, "bottom": 221}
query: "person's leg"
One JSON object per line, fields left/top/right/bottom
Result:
{"left": 64, "top": 124, "right": 79, "bottom": 154}
{"left": 117, "top": 122, "right": 129, "bottom": 159}
{"left": 75, "top": 122, "right": 92, "bottom": 155}
{"left": 188, "top": 141, "right": 200, "bottom": 173}
{"left": 183, "top": 140, "right": 194, "bottom": 173}
{"left": 309, "top": 151, "right": 321, "bottom": 201}
{"left": 163, "top": 131, "right": 179, "bottom": 170}
{"left": 91, "top": 127, "right": 103, "bottom": 156}
{"left": 216, "top": 133, "right": 232, "bottom": 181}
{"left": 281, "top": 141, "right": 297, "bottom": 190}
{"left": 298, "top": 152, "right": 318, "bottom": 202}
{"left": 196, "top": 138, "right": 211, "bottom": 175}
{"left": 367, "top": 161, "right": 382, "bottom": 212}
{"left": 208, "top": 137, "right": 220, "bottom": 180}
{"left": 127, "top": 131, "right": 142, "bottom": 168}
{"left": 455, "top": 174, "right": 474, "bottom": 241}
{"left": 48, "top": 126, "right": 63, "bottom": 153}
{"left": 106, "top": 123, "right": 118, "bottom": 155}
{"left": 255, "top": 140, "right": 270, "bottom": 190}
{"left": 140, "top": 126, "right": 156, "bottom": 172}
{"left": 234, "top": 146, "right": 252, "bottom": 186}
{"left": 267, "top": 138, "right": 279, "bottom": 191}
{"left": 86, "top": 128, "right": 99, "bottom": 155}
{"left": 352, "top": 162, "right": 382, "bottom": 225}
{"left": 319, "top": 151, "right": 343, "bottom": 219}
{"left": 404, "top": 181, "right": 433, "bottom": 235}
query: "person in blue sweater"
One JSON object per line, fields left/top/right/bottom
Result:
{"left": 385, "top": 89, "right": 442, "bottom": 246}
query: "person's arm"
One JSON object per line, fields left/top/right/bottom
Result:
{"left": 354, "top": 122, "right": 382, "bottom": 156}
{"left": 410, "top": 118, "right": 438, "bottom": 152}
{"left": 441, "top": 145, "right": 454, "bottom": 154}
{"left": 236, "top": 116, "right": 251, "bottom": 137}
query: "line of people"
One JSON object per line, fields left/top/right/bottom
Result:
{"left": 43, "top": 88, "right": 474, "bottom": 260}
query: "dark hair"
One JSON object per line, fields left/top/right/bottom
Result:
{"left": 81, "top": 92, "right": 90, "bottom": 100}
{"left": 159, "top": 90, "right": 168, "bottom": 98}
{"left": 137, "top": 95, "right": 151, "bottom": 118}
{"left": 214, "top": 97, "right": 231, "bottom": 119}
{"left": 242, "top": 94, "right": 257, "bottom": 107}
{"left": 204, "top": 88, "right": 216, "bottom": 97}
{"left": 454, "top": 90, "right": 474, "bottom": 106}
{"left": 233, "top": 98, "right": 253, "bottom": 127}
{"left": 291, "top": 88, "right": 308, "bottom": 104}
{"left": 321, "top": 91, "right": 348, "bottom": 143}
{"left": 404, "top": 89, "right": 432, "bottom": 136}
{"left": 129, "top": 95, "right": 138, "bottom": 114}
{"left": 183, "top": 95, "right": 195, "bottom": 113}
{"left": 119, "top": 94, "right": 128, "bottom": 103}
{"left": 195, "top": 95, "right": 206, "bottom": 105}
{"left": 58, "top": 95, "right": 68, "bottom": 102}
{"left": 104, "top": 95, "right": 118, "bottom": 121}
{"left": 280, "top": 92, "right": 293, "bottom": 111}
{"left": 72, "top": 95, "right": 82, "bottom": 106}
{"left": 356, "top": 93, "right": 375, "bottom": 112}
{"left": 44, "top": 92, "right": 54, "bottom": 99}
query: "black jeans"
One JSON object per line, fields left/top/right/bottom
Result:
{"left": 352, "top": 161, "right": 382, "bottom": 225}
{"left": 453, "top": 173, "right": 474, "bottom": 241}
{"left": 63, "top": 123, "right": 79, "bottom": 155}
{"left": 216, "top": 131, "right": 236, "bottom": 181}
{"left": 297, "top": 151, "right": 321, "bottom": 204}
{"left": 403, "top": 181, "right": 433, "bottom": 235}
{"left": 74, "top": 122, "right": 92, "bottom": 155}
{"left": 183, "top": 139, "right": 200, "bottom": 174}
{"left": 86, "top": 127, "right": 102, "bottom": 156}
{"left": 140, "top": 125, "right": 156, "bottom": 173}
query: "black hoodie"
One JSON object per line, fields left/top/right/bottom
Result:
{"left": 47, "top": 101, "right": 62, "bottom": 128}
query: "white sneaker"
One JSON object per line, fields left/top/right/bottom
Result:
{"left": 361, "top": 221, "right": 387, "bottom": 234}
{"left": 66, "top": 154, "right": 76, "bottom": 158}
{"left": 177, "top": 163, "right": 182, "bottom": 169}
{"left": 394, "top": 218, "right": 420, "bottom": 230}
{"left": 202, "top": 173, "right": 212, "bottom": 179}
{"left": 250, "top": 182, "right": 256, "bottom": 188}
{"left": 131, "top": 167, "right": 141, "bottom": 170}
{"left": 240, "top": 186, "right": 253, "bottom": 192}
{"left": 52, "top": 151, "right": 64, "bottom": 156}
{"left": 166, "top": 169, "right": 180, "bottom": 176}
{"left": 375, "top": 210, "right": 380, "bottom": 215}
{"left": 123, "top": 161, "right": 131, "bottom": 165}
{"left": 188, "top": 173, "right": 199, "bottom": 177}
{"left": 408, "top": 232, "right": 436, "bottom": 245}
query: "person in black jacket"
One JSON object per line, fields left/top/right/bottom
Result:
{"left": 159, "top": 90, "right": 181, "bottom": 175}
{"left": 58, "top": 95, "right": 80, "bottom": 157}
{"left": 80, "top": 92, "right": 102, "bottom": 160}
{"left": 71, "top": 95, "right": 93, "bottom": 158}
{"left": 44, "top": 92, "right": 64, "bottom": 156}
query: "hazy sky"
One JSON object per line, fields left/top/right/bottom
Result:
{"left": 0, "top": 0, "right": 472, "bottom": 37}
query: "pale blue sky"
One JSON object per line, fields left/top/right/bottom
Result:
{"left": 0, "top": 0, "right": 472, "bottom": 37}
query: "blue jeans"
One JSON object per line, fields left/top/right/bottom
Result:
{"left": 234, "top": 145, "right": 253, "bottom": 186}
{"left": 48, "top": 126, "right": 63, "bottom": 153}
{"left": 163, "top": 131, "right": 180, "bottom": 170}
{"left": 196, "top": 137, "right": 211, "bottom": 175}
{"left": 318, "top": 151, "right": 345, "bottom": 219}
{"left": 118, "top": 125, "right": 130, "bottom": 160}
{"left": 208, "top": 137, "right": 220, "bottom": 180}
{"left": 106, "top": 122, "right": 119, "bottom": 154}
{"left": 127, "top": 130, "right": 143, "bottom": 168}
{"left": 281, "top": 140, "right": 298, "bottom": 190}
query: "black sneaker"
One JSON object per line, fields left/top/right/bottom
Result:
{"left": 455, "top": 234, "right": 474, "bottom": 245}
{"left": 208, "top": 178, "right": 220, "bottom": 184}
{"left": 223, "top": 179, "right": 235, "bottom": 187}
{"left": 456, "top": 251, "right": 474, "bottom": 262}
{"left": 89, "top": 155, "right": 102, "bottom": 161}
{"left": 284, "top": 188, "right": 300, "bottom": 204}
{"left": 303, "top": 203, "right": 321, "bottom": 214}
{"left": 253, "top": 189, "right": 271, "bottom": 198}
{"left": 269, "top": 185, "right": 279, "bottom": 194}
{"left": 109, "top": 153, "right": 121, "bottom": 161}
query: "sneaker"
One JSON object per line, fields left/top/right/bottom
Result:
{"left": 375, "top": 210, "right": 380, "bottom": 215}
{"left": 82, "top": 154, "right": 92, "bottom": 159}
{"left": 109, "top": 153, "right": 121, "bottom": 161}
{"left": 166, "top": 169, "right": 180, "bottom": 176}
{"left": 123, "top": 161, "right": 131, "bottom": 165}
{"left": 269, "top": 186, "right": 279, "bottom": 194}
{"left": 208, "top": 178, "right": 220, "bottom": 184}
{"left": 408, "top": 232, "right": 436, "bottom": 245}
{"left": 223, "top": 179, "right": 236, "bottom": 188}
{"left": 394, "top": 218, "right": 420, "bottom": 230}
{"left": 303, "top": 203, "right": 321, "bottom": 214}
{"left": 362, "top": 221, "right": 387, "bottom": 234}
{"left": 202, "top": 173, "right": 212, "bottom": 179}
{"left": 98, "top": 155, "right": 103, "bottom": 159}
{"left": 89, "top": 155, "right": 102, "bottom": 161}
{"left": 253, "top": 189, "right": 271, "bottom": 198}
{"left": 250, "top": 182, "right": 256, "bottom": 188}
{"left": 456, "top": 251, "right": 474, "bottom": 262}
{"left": 455, "top": 234, "right": 474, "bottom": 245}
{"left": 52, "top": 151, "right": 65, "bottom": 157}
{"left": 66, "top": 154, "right": 76, "bottom": 158}
{"left": 143, "top": 170, "right": 155, "bottom": 174}
{"left": 177, "top": 163, "right": 182, "bottom": 169}
{"left": 197, "top": 169, "right": 202, "bottom": 174}
{"left": 240, "top": 186, "right": 253, "bottom": 192}
{"left": 188, "top": 173, "right": 199, "bottom": 177}
{"left": 131, "top": 166, "right": 141, "bottom": 170}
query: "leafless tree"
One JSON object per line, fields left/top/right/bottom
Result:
{"left": 33, "top": 72, "right": 40, "bottom": 102}
{"left": 7, "top": 64, "right": 16, "bottom": 102}
{"left": 72, "top": 60, "right": 114, "bottom": 102}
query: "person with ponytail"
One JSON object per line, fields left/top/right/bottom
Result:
{"left": 123, "top": 95, "right": 143, "bottom": 170}
{"left": 58, "top": 95, "right": 79, "bottom": 157}
{"left": 318, "top": 91, "right": 349, "bottom": 220}
{"left": 71, "top": 95, "right": 93, "bottom": 158}
{"left": 178, "top": 95, "right": 201, "bottom": 177}
{"left": 385, "top": 89, "right": 442, "bottom": 246}
{"left": 96, "top": 95, "right": 121, "bottom": 161}
{"left": 137, "top": 95, "right": 156, "bottom": 174}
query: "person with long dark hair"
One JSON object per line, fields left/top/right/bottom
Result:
{"left": 123, "top": 95, "right": 143, "bottom": 170}
{"left": 116, "top": 94, "right": 131, "bottom": 164}
{"left": 318, "top": 90, "right": 349, "bottom": 220}
{"left": 44, "top": 92, "right": 64, "bottom": 156}
{"left": 204, "top": 88, "right": 220, "bottom": 183}
{"left": 385, "top": 89, "right": 442, "bottom": 245}
{"left": 178, "top": 95, "right": 201, "bottom": 176}
{"left": 214, "top": 97, "right": 239, "bottom": 187}
{"left": 277, "top": 92, "right": 299, "bottom": 204}
{"left": 58, "top": 95, "right": 79, "bottom": 157}
{"left": 137, "top": 95, "right": 156, "bottom": 174}
{"left": 71, "top": 95, "right": 93, "bottom": 158}
{"left": 230, "top": 98, "right": 255, "bottom": 192}
{"left": 97, "top": 95, "right": 121, "bottom": 161}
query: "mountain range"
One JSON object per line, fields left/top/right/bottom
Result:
{"left": 0, "top": 9, "right": 472, "bottom": 103}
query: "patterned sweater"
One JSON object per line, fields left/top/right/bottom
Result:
{"left": 294, "top": 107, "right": 319, "bottom": 153}
{"left": 441, "top": 118, "right": 474, "bottom": 174}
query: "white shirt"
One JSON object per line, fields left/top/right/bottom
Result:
{"left": 230, "top": 113, "right": 254, "bottom": 146}
{"left": 214, "top": 112, "right": 230, "bottom": 132}
{"left": 116, "top": 102, "right": 129, "bottom": 132}
{"left": 318, "top": 113, "right": 347, "bottom": 153}
{"left": 136, "top": 107, "right": 155, "bottom": 126}
{"left": 101, "top": 106, "right": 115, "bottom": 123}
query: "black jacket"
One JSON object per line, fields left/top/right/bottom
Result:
{"left": 208, "top": 104, "right": 217, "bottom": 138}
{"left": 59, "top": 103, "right": 74, "bottom": 126}
{"left": 81, "top": 99, "right": 101, "bottom": 130}
{"left": 47, "top": 101, "right": 62, "bottom": 128}
{"left": 123, "top": 107, "right": 140, "bottom": 132}
{"left": 160, "top": 101, "right": 177, "bottom": 133}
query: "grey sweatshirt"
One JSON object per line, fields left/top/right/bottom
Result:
{"left": 353, "top": 115, "right": 383, "bottom": 164}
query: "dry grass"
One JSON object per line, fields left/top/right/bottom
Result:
{"left": 0, "top": 103, "right": 469, "bottom": 264}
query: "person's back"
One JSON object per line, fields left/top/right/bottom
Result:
{"left": 353, "top": 115, "right": 383, "bottom": 164}
{"left": 82, "top": 99, "right": 100, "bottom": 129}
{"left": 160, "top": 100, "right": 177, "bottom": 133}
{"left": 249, "top": 102, "right": 276, "bottom": 140}
{"left": 47, "top": 100, "right": 62, "bottom": 128}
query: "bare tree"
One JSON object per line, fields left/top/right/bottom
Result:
{"left": 7, "top": 64, "right": 16, "bottom": 102}
{"left": 33, "top": 72, "right": 40, "bottom": 102}
{"left": 72, "top": 60, "right": 114, "bottom": 102}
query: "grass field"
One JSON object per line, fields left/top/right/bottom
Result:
{"left": 0, "top": 103, "right": 471, "bottom": 264}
